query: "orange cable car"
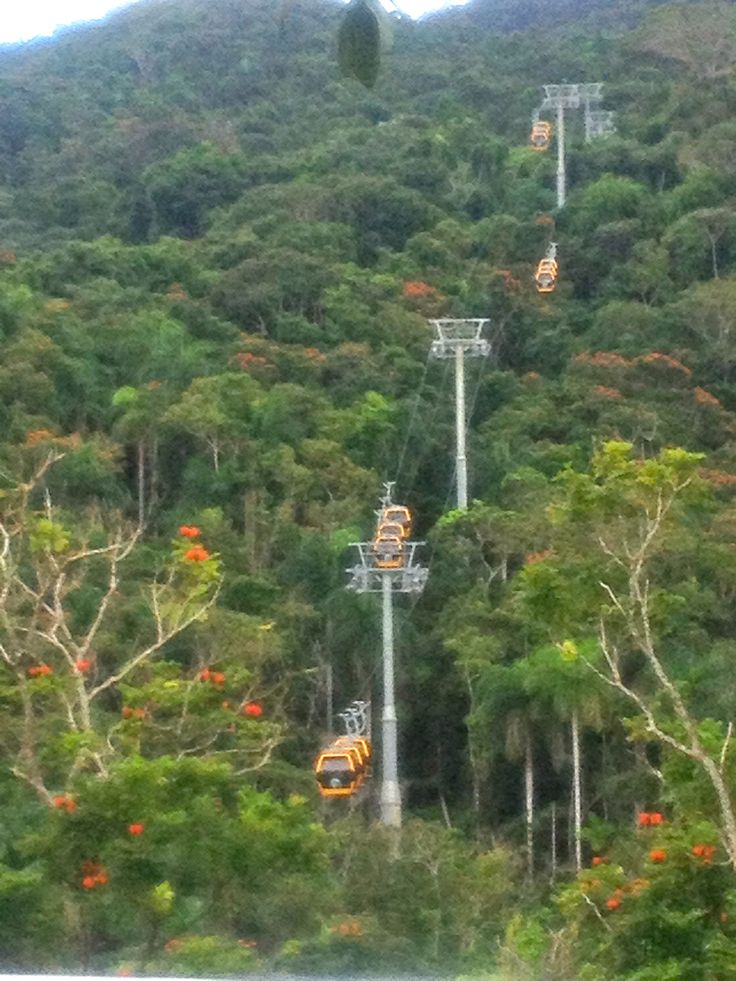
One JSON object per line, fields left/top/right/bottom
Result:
{"left": 534, "top": 257, "right": 558, "bottom": 293}
{"left": 371, "top": 535, "right": 405, "bottom": 570}
{"left": 530, "top": 120, "right": 552, "bottom": 152}
{"left": 380, "top": 506, "right": 413, "bottom": 538}
{"left": 314, "top": 747, "right": 361, "bottom": 798}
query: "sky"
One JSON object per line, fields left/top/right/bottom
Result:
{"left": 0, "top": 0, "right": 470, "bottom": 45}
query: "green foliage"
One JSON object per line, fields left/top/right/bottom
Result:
{"left": 4, "top": 0, "right": 736, "bottom": 974}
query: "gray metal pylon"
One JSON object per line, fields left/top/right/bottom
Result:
{"left": 537, "top": 82, "right": 613, "bottom": 199}
{"left": 428, "top": 319, "right": 491, "bottom": 510}
{"left": 346, "top": 495, "right": 428, "bottom": 830}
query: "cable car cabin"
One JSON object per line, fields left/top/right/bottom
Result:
{"left": 314, "top": 749, "right": 361, "bottom": 798}
{"left": 353, "top": 736, "right": 371, "bottom": 762}
{"left": 534, "top": 258, "right": 558, "bottom": 293}
{"left": 353, "top": 737, "right": 372, "bottom": 771}
{"left": 381, "top": 506, "right": 412, "bottom": 538}
{"left": 376, "top": 520, "right": 405, "bottom": 542}
{"left": 333, "top": 736, "right": 368, "bottom": 775}
{"left": 371, "top": 535, "right": 405, "bottom": 570}
{"left": 530, "top": 121, "right": 552, "bottom": 151}
{"left": 334, "top": 735, "right": 371, "bottom": 770}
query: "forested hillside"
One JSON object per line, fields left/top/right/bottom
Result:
{"left": 2, "top": 0, "right": 736, "bottom": 976}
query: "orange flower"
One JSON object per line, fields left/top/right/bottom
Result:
{"left": 649, "top": 848, "right": 667, "bottom": 863}
{"left": 692, "top": 843, "right": 716, "bottom": 863}
{"left": 184, "top": 545, "right": 210, "bottom": 562}
{"left": 199, "top": 668, "right": 212, "bottom": 682}
{"left": 638, "top": 352, "right": 691, "bottom": 375}
{"left": 128, "top": 822, "right": 145, "bottom": 836}
{"left": 574, "top": 351, "right": 632, "bottom": 369}
{"left": 649, "top": 812, "right": 664, "bottom": 826}
{"left": 592, "top": 385, "right": 623, "bottom": 400}
{"left": 82, "top": 875, "right": 97, "bottom": 890}
{"left": 402, "top": 280, "right": 439, "bottom": 299}
{"left": 121, "top": 706, "right": 134, "bottom": 718}
{"left": 591, "top": 855, "right": 606, "bottom": 867}
{"left": 53, "top": 794, "right": 77, "bottom": 813}
{"left": 606, "top": 897, "right": 621, "bottom": 910}
{"left": 75, "top": 658, "right": 92, "bottom": 672}
{"left": 525, "top": 549, "right": 554, "bottom": 566}
{"left": 28, "top": 663, "right": 53, "bottom": 678}
{"left": 243, "top": 701, "right": 263, "bottom": 718}
{"left": 210, "top": 671, "right": 225, "bottom": 686}
{"left": 695, "top": 387, "right": 721, "bottom": 408}
{"left": 179, "top": 525, "right": 201, "bottom": 539}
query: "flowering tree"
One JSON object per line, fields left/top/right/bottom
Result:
{"left": 528, "top": 441, "right": 736, "bottom": 869}
{"left": 0, "top": 451, "right": 227, "bottom": 800}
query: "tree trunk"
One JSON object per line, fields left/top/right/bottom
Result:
{"left": 571, "top": 710, "right": 583, "bottom": 872}
{"left": 464, "top": 668, "right": 482, "bottom": 832}
{"left": 137, "top": 441, "right": 145, "bottom": 530}
{"left": 243, "top": 488, "right": 258, "bottom": 571}
{"left": 525, "top": 729, "right": 534, "bottom": 880}
{"left": 149, "top": 437, "right": 159, "bottom": 513}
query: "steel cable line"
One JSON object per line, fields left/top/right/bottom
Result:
{"left": 392, "top": 345, "right": 436, "bottom": 494}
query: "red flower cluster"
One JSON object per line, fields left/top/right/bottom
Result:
{"left": 166, "top": 282, "right": 188, "bottom": 302}
{"left": 81, "top": 862, "right": 108, "bottom": 889}
{"left": 700, "top": 468, "right": 736, "bottom": 487}
{"left": 164, "top": 938, "right": 184, "bottom": 954}
{"left": 199, "top": 668, "right": 226, "bottom": 686}
{"left": 28, "top": 663, "right": 53, "bottom": 678}
{"left": 234, "top": 351, "right": 270, "bottom": 370}
{"left": 128, "top": 822, "right": 145, "bottom": 837}
{"left": 591, "top": 855, "right": 608, "bottom": 867}
{"left": 179, "top": 525, "right": 201, "bottom": 539}
{"left": 638, "top": 352, "right": 692, "bottom": 376}
{"left": 692, "top": 843, "right": 716, "bottom": 863}
{"left": 242, "top": 701, "right": 263, "bottom": 718}
{"left": 75, "top": 658, "right": 92, "bottom": 673}
{"left": 402, "top": 280, "right": 439, "bottom": 299}
{"left": 574, "top": 351, "right": 632, "bottom": 369}
{"left": 25, "top": 428, "right": 56, "bottom": 446}
{"left": 333, "top": 919, "right": 363, "bottom": 937}
{"left": 694, "top": 387, "right": 722, "bottom": 408}
{"left": 52, "top": 794, "right": 77, "bottom": 813}
{"left": 185, "top": 545, "right": 210, "bottom": 562}
{"left": 638, "top": 811, "right": 664, "bottom": 827}
{"left": 606, "top": 896, "right": 621, "bottom": 910}
{"left": 304, "top": 347, "right": 326, "bottom": 362}
{"left": 122, "top": 706, "right": 146, "bottom": 720}
{"left": 592, "top": 385, "right": 623, "bottom": 400}
{"left": 649, "top": 848, "right": 667, "bottom": 863}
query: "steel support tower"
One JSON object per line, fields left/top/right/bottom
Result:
{"left": 535, "top": 83, "right": 614, "bottom": 208}
{"left": 429, "top": 319, "right": 491, "bottom": 510}
{"left": 346, "top": 533, "right": 427, "bottom": 828}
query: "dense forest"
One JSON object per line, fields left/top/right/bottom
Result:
{"left": 2, "top": 0, "right": 736, "bottom": 976}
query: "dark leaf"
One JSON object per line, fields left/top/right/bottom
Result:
{"left": 338, "top": 0, "right": 382, "bottom": 89}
